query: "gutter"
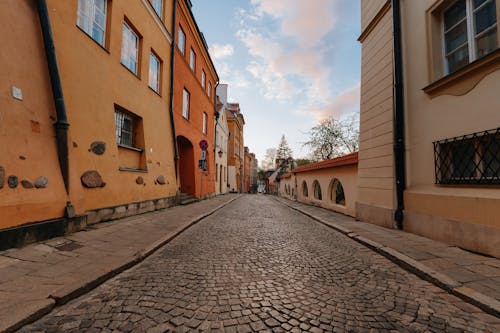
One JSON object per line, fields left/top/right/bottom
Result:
{"left": 169, "top": 0, "right": 179, "bottom": 181}
{"left": 37, "top": 0, "right": 70, "bottom": 194}
{"left": 392, "top": 0, "right": 406, "bottom": 230}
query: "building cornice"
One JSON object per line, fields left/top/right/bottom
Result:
{"left": 140, "top": 0, "right": 173, "bottom": 43}
{"left": 358, "top": 0, "right": 391, "bottom": 43}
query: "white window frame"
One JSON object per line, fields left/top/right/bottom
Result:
{"left": 121, "top": 22, "right": 140, "bottom": 75}
{"left": 190, "top": 48, "right": 196, "bottom": 72}
{"left": 202, "top": 112, "right": 207, "bottom": 134}
{"left": 442, "top": 0, "right": 498, "bottom": 74}
{"left": 115, "top": 109, "right": 135, "bottom": 147}
{"left": 178, "top": 26, "right": 186, "bottom": 55}
{"left": 151, "top": 0, "right": 163, "bottom": 18}
{"left": 77, "top": 0, "right": 107, "bottom": 46}
{"left": 201, "top": 70, "right": 206, "bottom": 88}
{"left": 149, "top": 52, "right": 161, "bottom": 93}
{"left": 182, "top": 88, "right": 190, "bottom": 119}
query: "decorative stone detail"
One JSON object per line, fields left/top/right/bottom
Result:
{"left": 136, "top": 176, "right": 144, "bottom": 185}
{"left": 21, "top": 180, "right": 34, "bottom": 189}
{"left": 34, "top": 176, "right": 49, "bottom": 188}
{"left": 156, "top": 176, "right": 166, "bottom": 185}
{"left": 89, "top": 141, "right": 106, "bottom": 155}
{"left": 8, "top": 175, "right": 18, "bottom": 188}
{"left": 0, "top": 166, "right": 4, "bottom": 189}
{"left": 81, "top": 170, "right": 106, "bottom": 188}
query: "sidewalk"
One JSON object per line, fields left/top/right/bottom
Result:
{"left": 0, "top": 194, "right": 241, "bottom": 333}
{"left": 274, "top": 196, "right": 500, "bottom": 318}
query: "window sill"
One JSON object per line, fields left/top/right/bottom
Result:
{"left": 118, "top": 144, "right": 144, "bottom": 153}
{"left": 148, "top": 86, "right": 162, "bottom": 97}
{"left": 120, "top": 63, "right": 141, "bottom": 80}
{"left": 76, "top": 25, "right": 110, "bottom": 53}
{"left": 423, "top": 48, "right": 500, "bottom": 98}
{"left": 119, "top": 167, "right": 148, "bottom": 173}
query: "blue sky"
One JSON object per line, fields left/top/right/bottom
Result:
{"left": 191, "top": 0, "right": 361, "bottom": 165}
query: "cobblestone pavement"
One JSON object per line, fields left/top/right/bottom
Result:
{"left": 21, "top": 195, "right": 499, "bottom": 333}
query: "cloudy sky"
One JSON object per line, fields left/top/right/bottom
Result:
{"left": 191, "top": 0, "right": 361, "bottom": 165}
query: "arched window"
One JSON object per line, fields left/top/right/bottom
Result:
{"left": 313, "top": 180, "right": 322, "bottom": 200}
{"left": 302, "top": 181, "right": 308, "bottom": 197}
{"left": 330, "top": 178, "right": 346, "bottom": 205}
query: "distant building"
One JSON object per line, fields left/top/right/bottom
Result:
{"left": 243, "top": 148, "right": 258, "bottom": 193}
{"left": 358, "top": 0, "right": 500, "bottom": 257}
{"left": 227, "top": 103, "right": 245, "bottom": 192}
{"left": 215, "top": 84, "right": 230, "bottom": 195}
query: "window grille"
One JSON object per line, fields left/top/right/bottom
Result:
{"left": 433, "top": 128, "right": 500, "bottom": 185}
{"left": 115, "top": 110, "right": 135, "bottom": 147}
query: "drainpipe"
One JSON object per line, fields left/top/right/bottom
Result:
{"left": 37, "top": 0, "right": 70, "bottom": 194}
{"left": 169, "top": 0, "right": 179, "bottom": 181}
{"left": 392, "top": 0, "right": 406, "bottom": 230}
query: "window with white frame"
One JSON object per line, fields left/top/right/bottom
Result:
{"left": 149, "top": 52, "right": 160, "bottom": 93}
{"left": 203, "top": 112, "right": 207, "bottom": 134}
{"left": 151, "top": 0, "right": 163, "bottom": 18}
{"left": 201, "top": 70, "right": 206, "bottom": 88}
{"left": 77, "top": 0, "right": 107, "bottom": 46}
{"left": 443, "top": 0, "right": 498, "bottom": 74}
{"left": 178, "top": 26, "right": 186, "bottom": 55}
{"left": 182, "top": 88, "right": 190, "bottom": 119}
{"left": 115, "top": 109, "right": 135, "bottom": 147}
{"left": 208, "top": 82, "right": 212, "bottom": 97}
{"left": 121, "top": 22, "right": 139, "bottom": 74}
{"left": 190, "top": 48, "right": 196, "bottom": 72}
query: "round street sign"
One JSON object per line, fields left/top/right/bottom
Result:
{"left": 199, "top": 139, "right": 208, "bottom": 150}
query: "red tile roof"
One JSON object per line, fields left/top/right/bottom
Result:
{"left": 280, "top": 172, "right": 292, "bottom": 179}
{"left": 292, "top": 152, "right": 358, "bottom": 173}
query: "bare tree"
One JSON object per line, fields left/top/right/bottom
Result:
{"left": 303, "top": 116, "right": 359, "bottom": 161}
{"left": 260, "top": 148, "right": 277, "bottom": 170}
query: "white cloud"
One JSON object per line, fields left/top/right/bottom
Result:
{"left": 210, "top": 44, "right": 234, "bottom": 59}
{"left": 302, "top": 83, "right": 361, "bottom": 121}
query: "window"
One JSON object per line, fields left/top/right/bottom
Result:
{"left": 208, "top": 82, "right": 212, "bottom": 97}
{"left": 302, "top": 181, "right": 308, "bottom": 197}
{"left": 77, "top": 0, "right": 107, "bottom": 46}
{"left": 151, "top": 0, "right": 163, "bottom": 18}
{"left": 178, "top": 26, "right": 186, "bottom": 55}
{"left": 313, "top": 181, "right": 322, "bottom": 200}
{"left": 202, "top": 112, "right": 208, "bottom": 134}
{"left": 190, "top": 48, "right": 196, "bottom": 72}
{"left": 330, "top": 179, "right": 346, "bottom": 205}
{"left": 201, "top": 70, "right": 206, "bottom": 88}
{"left": 149, "top": 52, "right": 161, "bottom": 93}
{"left": 115, "top": 109, "right": 136, "bottom": 147}
{"left": 182, "top": 88, "right": 190, "bottom": 119}
{"left": 434, "top": 128, "right": 500, "bottom": 184}
{"left": 121, "top": 22, "right": 140, "bottom": 75}
{"left": 443, "top": 0, "right": 498, "bottom": 74}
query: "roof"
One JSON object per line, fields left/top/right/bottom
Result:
{"left": 280, "top": 173, "right": 292, "bottom": 180}
{"left": 292, "top": 152, "right": 358, "bottom": 173}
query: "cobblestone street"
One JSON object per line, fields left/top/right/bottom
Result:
{"left": 21, "top": 195, "right": 499, "bottom": 333}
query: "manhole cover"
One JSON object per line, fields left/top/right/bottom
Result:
{"left": 54, "top": 241, "right": 83, "bottom": 252}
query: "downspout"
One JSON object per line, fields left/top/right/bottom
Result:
{"left": 169, "top": 0, "right": 179, "bottom": 181}
{"left": 392, "top": 0, "right": 406, "bottom": 230}
{"left": 37, "top": 0, "right": 70, "bottom": 194}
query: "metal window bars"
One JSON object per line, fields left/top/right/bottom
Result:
{"left": 115, "top": 111, "right": 134, "bottom": 147}
{"left": 433, "top": 127, "right": 500, "bottom": 185}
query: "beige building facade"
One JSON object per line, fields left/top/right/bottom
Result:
{"left": 358, "top": 0, "right": 500, "bottom": 257}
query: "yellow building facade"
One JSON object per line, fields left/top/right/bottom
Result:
{"left": 358, "top": 0, "right": 500, "bottom": 257}
{"left": 0, "top": 0, "right": 177, "bottom": 247}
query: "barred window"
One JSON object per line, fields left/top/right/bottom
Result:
{"left": 330, "top": 178, "right": 346, "bottom": 205}
{"left": 115, "top": 109, "right": 137, "bottom": 147}
{"left": 77, "top": 0, "right": 107, "bottom": 46}
{"left": 302, "top": 181, "right": 308, "bottom": 197}
{"left": 313, "top": 180, "right": 322, "bottom": 200}
{"left": 434, "top": 128, "right": 500, "bottom": 184}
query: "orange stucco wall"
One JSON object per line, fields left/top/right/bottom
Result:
{"left": 1, "top": 0, "right": 178, "bottom": 230}
{"left": 173, "top": 0, "right": 217, "bottom": 198}
{"left": 0, "top": 0, "right": 69, "bottom": 229}
{"left": 49, "top": 0, "right": 177, "bottom": 211}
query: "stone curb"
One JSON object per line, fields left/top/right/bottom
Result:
{"left": 274, "top": 197, "right": 500, "bottom": 318}
{"left": 2, "top": 195, "right": 241, "bottom": 333}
